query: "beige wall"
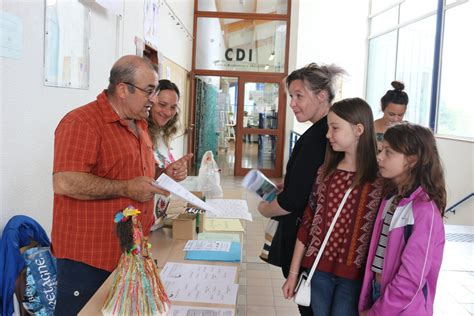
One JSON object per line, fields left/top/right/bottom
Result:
{"left": 437, "top": 137, "right": 474, "bottom": 225}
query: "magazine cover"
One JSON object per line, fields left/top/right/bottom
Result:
{"left": 242, "top": 169, "right": 278, "bottom": 202}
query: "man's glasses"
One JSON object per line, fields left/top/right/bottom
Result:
{"left": 122, "top": 82, "right": 157, "bottom": 99}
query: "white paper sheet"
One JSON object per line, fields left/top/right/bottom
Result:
{"left": 168, "top": 305, "right": 235, "bottom": 316}
{"left": 198, "top": 232, "right": 241, "bottom": 242}
{"left": 160, "top": 262, "right": 237, "bottom": 283}
{"left": 154, "top": 173, "right": 218, "bottom": 213}
{"left": 205, "top": 199, "right": 253, "bottom": 221}
{"left": 184, "top": 240, "right": 231, "bottom": 252}
{"left": 163, "top": 279, "right": 238, "bottom": 305}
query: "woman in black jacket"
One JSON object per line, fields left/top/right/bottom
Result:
{"left": 257, "top": 63, "right": 345, "bottom": 316}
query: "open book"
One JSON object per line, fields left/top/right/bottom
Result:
{"left": 241, "top": 169, "right": 278, "bottom": 202}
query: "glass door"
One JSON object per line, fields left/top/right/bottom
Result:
{"left": 235, "top": 76, "right": 286, "bottom": 177}
{"left": 192, "top": 75, "right": 239, "bottom": 176}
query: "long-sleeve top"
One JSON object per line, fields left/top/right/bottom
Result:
{"left": 297, "top": 167, "right": 383, "bottom": 280}
{"left": 358, "top": 187, "right": 445, "bottom": 315}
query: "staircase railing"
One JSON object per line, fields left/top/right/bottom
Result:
{"left": 445, "top": 192, "right": 473, "bottom": 214}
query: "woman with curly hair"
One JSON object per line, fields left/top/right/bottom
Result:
{"left": 147, "top": 79, "right": 183, "bottom": 230}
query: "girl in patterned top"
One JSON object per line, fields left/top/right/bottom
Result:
{"left": 282, "top": 98, "right": 383, "bottom": 316}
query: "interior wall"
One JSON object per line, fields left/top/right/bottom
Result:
{"left": 0, "top": 0, "right": 194, "bottom": 235}
{"left": 284, "top": 0, "right": 370, "bottom": 167}
{"left": 437, "top": 138, "right": 474, "bottom": 225}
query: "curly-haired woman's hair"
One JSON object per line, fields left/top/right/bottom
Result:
{"left": 116, "top": 218, "right": 134, "bottom": 252}
{"left": 382, "top": 123, "right": 446, "bottom": 215}
{"left": 321, "top": 97, "right": 379, "bottom": 186}
{"left": 380, "top": 81, "right": 409, "bottom": 111}
{"left": 147, "top": 79, "right": 181, "bottom": 148}
{"left": 286, "top": 63, "right": 346, "bottom": 103}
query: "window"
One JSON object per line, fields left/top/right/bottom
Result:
{"left": 366, "top": 0, "right": 473, "bottom": 140}
{"left": 366, "top": 31, "right": 397, "bottom": 117}
{"left": 437, "top": 1, "right": 474, "bottom": 138}
{"left": 198, "top": 0, "right": 288, "bottom": 14}
{"left": 396, "top": 16, "right": 436, "bottom": 127}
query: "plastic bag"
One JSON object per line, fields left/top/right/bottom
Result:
{"left": 22, "top": 247, "right": 57, "bottom": 315}
{"left": 197, "top": 150, "right": 223, "bottom": 198}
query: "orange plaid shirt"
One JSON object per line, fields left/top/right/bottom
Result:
{"left": 51, "top": 91, "right": 156, "bottom": 272}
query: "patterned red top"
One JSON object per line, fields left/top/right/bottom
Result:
{"left": 298, "top": 168, "right": 383, "bottom": 280}
{"left": 51, "top": 91, "right": 156, "bottom": 272}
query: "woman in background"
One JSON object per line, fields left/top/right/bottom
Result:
{"left": 374, "top": 81, "right": 409, "bottom": 151}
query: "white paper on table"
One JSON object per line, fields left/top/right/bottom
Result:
{"left": 163, "top": 279, "right": 238, "bottom": 305}
{"left": 153, "top": 173, "right": 218, "bottom": 213}
{"left": 205, "top": 199, "right": 253, "bottom": 221}
{"left": 168, "top": 305, "right": 235, "bottom": 316}
{"left": 198, "top": 232, "right": 241, "bottom": 242}
{"left": 160, "top": 262, "right": 237, "bottom": 283}
{"left": 184, "top": 240, "right": 231, "bottom": 252}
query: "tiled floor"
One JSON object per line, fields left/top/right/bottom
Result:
{"left": 219, "top": 176, "right": 474, "bottom": 316}
{"left": 216, "top": 141, "right": 275, "bottom": 177}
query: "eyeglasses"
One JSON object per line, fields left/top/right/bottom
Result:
{"left": 122, "top": 82, "right": 158, "bottom": 99}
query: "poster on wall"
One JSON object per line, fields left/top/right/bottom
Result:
{"left": 44, "top": 0, "right": 90, "bottom": 89}
{"left": 144, "top": 0, "right": 159, "bottom": 49}
{"left": 0, "top": 11, "right": 22, "bottom": 59}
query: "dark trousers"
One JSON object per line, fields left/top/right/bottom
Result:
{"left": 54, "top": 259, "right": 111, "bottom": 316}
{"left": 298, "top": 304, "right": 314, "bottom": 316}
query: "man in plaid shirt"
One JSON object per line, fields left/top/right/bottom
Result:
{"left": 51, "top": 55, "right": 191, "bottom": 315}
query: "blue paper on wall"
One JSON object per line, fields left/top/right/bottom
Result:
{"left": 185, "top": 241, "right": 241, "bottom": 262}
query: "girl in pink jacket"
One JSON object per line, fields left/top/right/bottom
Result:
{"left": 359, "top": 123, "right": 446, "bottom": 315}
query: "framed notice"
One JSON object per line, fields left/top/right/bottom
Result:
{"left": 44, "top": 0, "right": 90, "bottom": 89}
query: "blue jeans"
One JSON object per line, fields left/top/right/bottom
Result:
{"left": 310, "top": 270, "right": 362, "bottom": 316}
{"left": 372, "top": 279, "right": 382, "bottom": 302}
{"left": 54, "top": 259, "right": 111, "bottom": 316}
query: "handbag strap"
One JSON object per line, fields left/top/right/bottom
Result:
{"left": 305, "top": 186, "right": 354, "bottom": 284}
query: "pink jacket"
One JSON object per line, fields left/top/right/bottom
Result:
{"left": 359, "top": 187, "right": 445, "bottom": 315}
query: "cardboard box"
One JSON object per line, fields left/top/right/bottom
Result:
{"left": 172, "top": 213, "right": 196, "bottom": 240}
{"left": 187, "top": 191, "right": 205, "bottom": 233}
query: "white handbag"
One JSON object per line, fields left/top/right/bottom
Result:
{"left": 294, "top": 187, "right": 354, "bottom": 306}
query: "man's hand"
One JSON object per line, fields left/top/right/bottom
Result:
{"left": 125, "top": 176, "right": 169, "bottom": 202}
{"left": 165, "top": 153, "right": 193, "bottom": 182}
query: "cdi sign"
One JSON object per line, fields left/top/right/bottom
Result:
{"left": 225, "top": 48, "right": 253, "bottom": 62}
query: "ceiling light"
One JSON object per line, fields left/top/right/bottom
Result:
{"left": 264, "top": 64, "right": 269, "bottom": 70}
{"left": 268, "top": 52, "right": 275, "bottom": 61}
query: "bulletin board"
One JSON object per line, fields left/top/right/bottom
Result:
{"left": 158, "top": 55, "right": 190, "bottom": 137}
